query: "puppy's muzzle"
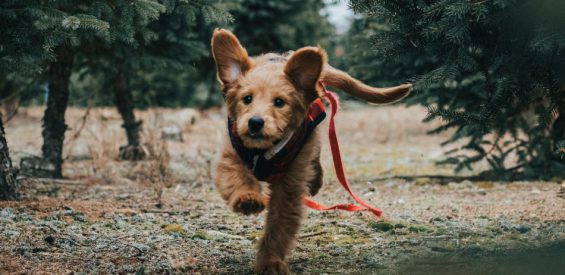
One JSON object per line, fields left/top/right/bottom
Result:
{"left": 248, "top": 116, "right": 264, "bottom": 138}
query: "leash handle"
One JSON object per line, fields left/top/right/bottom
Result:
{"left": 303, "top": 82, "right": 383, "bottom": 217}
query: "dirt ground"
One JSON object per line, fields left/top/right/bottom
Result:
{"left": 1, "top": 103, "right": 564, "bottom": 274}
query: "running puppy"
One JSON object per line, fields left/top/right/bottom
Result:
{"left": 211, "top": 29, "right": 411, "bottom": 274}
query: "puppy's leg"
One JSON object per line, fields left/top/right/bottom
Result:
{"left": 215, "top": 145, "right": 265, "bottom": 215}
{"left": 307, "top": 154, "right": 323, "bottom": 196}
{"left": 256, "top": 131, "right": 319, "bottom": 274}
{"left": 256, "top": 173, "right": 306, "bottom": 275}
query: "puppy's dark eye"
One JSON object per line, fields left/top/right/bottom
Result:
{"left": 274, "top": 98, "right": 285, "bottom": 108}
{"left": 243, "top": 95, "right": 253, "bottom": 105}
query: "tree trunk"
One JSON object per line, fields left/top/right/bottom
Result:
{"left": 41, "top": 44, "right": 73, "bottom": 178}
{"left": 113, "top": 72, "right": 145, "bottom": 160}
{"left": 552, "top": 101, "right": 565, "bottom": 144}
{"left": 551, "top": 90, "right": 565, "bottom": 171}
{"left": 0, "top": 116, "right": 18, "bottom": 200}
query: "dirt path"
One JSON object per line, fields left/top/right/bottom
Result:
{"left": 1, "top": 105, "right": 564, "bottom": 274}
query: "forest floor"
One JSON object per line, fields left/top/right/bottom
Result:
{"left": 1, "top": 103, "right": 564, "bottom": 274}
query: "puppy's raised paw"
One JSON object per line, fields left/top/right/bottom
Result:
{"left": 256, "top": 258, "right": 290, "bottom": 275}
{"left": 230, "top": 191, "right": 265, "bottom": 215}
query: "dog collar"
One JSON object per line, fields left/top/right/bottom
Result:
{"left": 227, "top": 98, "right": 326, "bottom": 183}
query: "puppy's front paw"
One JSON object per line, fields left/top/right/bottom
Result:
{"left": 229, "top": 191, "right": 265, "bottom": 215}
{"left": 256, "top": 257, "right": 290, "bottom": 275}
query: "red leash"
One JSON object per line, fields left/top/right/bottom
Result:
{"left": 302, "top": 82, "right": 384, "bottom": 217}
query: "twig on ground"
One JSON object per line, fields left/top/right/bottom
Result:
{"left": 59, "top": 236, "right": 83, "bottom": 247}
{"left": 17, "top": 177, "right": 85, "bottom": 185}
{"left": 41, "top": 224, "right": 60, "bottom": 233}
{"left": 366, "top": 174, "right": 487, "bottom": 184}
{"left": 141, "top": 208, "right": 192, "bottom": 215}
{"left": 299, "top": 231, "right": 327, "bottom": 239}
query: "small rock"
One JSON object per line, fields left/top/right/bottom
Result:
{"left": 113, "top": 217, "right": 128, "bottom": 228}
{"left": 161, "top": 125, "right": 183, "bottom": 142}
{"left": 45, "top": 235, "right": 55, "bottom": 245}
{"left": 446, "top": 182, "right": 457, "bottom": 188}
{"left": 327, "top": 244, "right": 345, "bottom": 256}
{"left": 460, "top": 180, "right": 473, "bottom": 187}
{"left": 414, "top": 178, "right": 429, "bottom": 185}
{"left": 4, "top": 229, "right": 19, "bottom": 237}
{"left": 131, "top": 214, "right": 150, "bottom": 223}
{"left": 0, "top": 208, "right": 16, "bottom": 221}
{"left": 19, "top": 156, "right": 57, "bottom": 178}
{"left": 515, "top": 225, "right": 531, "bottom": 234}
{"left": 73, "top": 213, "right": 87, "bottom": 222}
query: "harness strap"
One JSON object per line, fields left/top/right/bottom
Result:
{"left": 302, "top": 82, "right": 384, "bottom": 218}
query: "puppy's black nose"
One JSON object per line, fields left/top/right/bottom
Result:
{"left": 248, "top": 116, "right": 264, "bottom": 132}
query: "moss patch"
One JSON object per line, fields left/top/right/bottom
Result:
{"left": 163, "top": 224, "right": 186, "bottom": 234}
{"left": 191, "top": 230, "right": 209, "bottom": 240}
{"left": 245, "top": 230, "right": 262, "bottom": 241}
{"left": 370, "top": 220, "right": 395, "bottom": 232}
{"left": 409, "top": 225, "right": 433, "bottom": 234}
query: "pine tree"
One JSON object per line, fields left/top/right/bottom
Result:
{"left": 74, "top": 1, "right": 229, "bottom": 160}
{"left": 1, "top": 1, "right": 232, "bottom": 175}
{"left": 0, "top": 117, "right": 18, "bottom": 200}
{"left": 1, "top": 1, "right": 111, "bottom": 178}
{"left": 75, "top": 1, "right": 233, "bottom": 160}
{"left": 0, "top": 1, "right": 107, "bottom": 181}
{"left": 348, "top": 0, "right": 565, "bottom": 179}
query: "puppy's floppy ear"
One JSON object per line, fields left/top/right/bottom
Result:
{"left": 211, "top": 29, "right": 253, "bottom": 86}
{"left": 284, "top": 47, "right": 326, "bottom": 102}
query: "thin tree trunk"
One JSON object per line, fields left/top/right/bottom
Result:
{"left": 551, "top": 89, "right": 565, "bottom": 173}
{"left": 113, "top": 72, "right": 145, "bottom": 160}
{"left": 41, "top": 44, "right": 73, "bottom": 178}
{"left": 552, "top": 102, "right": 565, "bottom": 144}
{"left": 0, "top": 115, "right": 18, "bottom": 200}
